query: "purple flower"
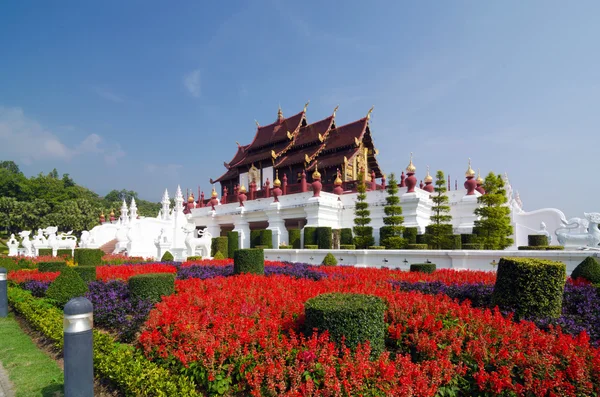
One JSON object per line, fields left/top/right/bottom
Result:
{"left": 21, "top": 280, "right": 51, "bottom": 297}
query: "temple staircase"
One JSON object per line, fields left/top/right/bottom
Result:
{"left": 99, "top": 239, "right": 118, "bottom": 254}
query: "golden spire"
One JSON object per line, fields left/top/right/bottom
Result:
{"left": 334, "top": 169, "right": 343, "bottom": 186}
{"left": 476, "top": 169, "right": 483, "bottom": 184}
{"left": 273, "top": 170, "right": 281, "bottom": 187}
{"left": 188, "top": 193, "right": 195, "bottom": 203}
{"left": 465, "top": 158, "right": 475, "bottom": 177}
{"left": 239, "top": 185, "right": 247, "bottom": 194}
{"left": 303, "top": 100, "right": 310, "bottom": 112}
{"left": 366, "top": 105, "right": 374, "bottom": 120}
{"left": 277, "top": 104, "right": 283, "bottom": 120}
{"left": 110, "top": 208, "right": 115, "bottom": 217}
{"left": 424, "top": 165, "right": 433, "bottom": 183}
{"left": 255, "top": 120, "right": 260, "bottom": 128}
{"left": 406, "top": 152, "right": 416, "bottom": 173}
{"left": 312, "top": 162, "right": 321, "bottom": 180}
{"left": 333, "top": 105, "right": 339, "bottom": 117}
{"left": 211, "top": 187, "right": 218, "bottom": 198}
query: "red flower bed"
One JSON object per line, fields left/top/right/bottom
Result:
{"left": 140, "top": 274, "right": 600, "bottom": 396}
{"left": 96, "top": 264, "right": 177, "bottom": 282}
{"left": 8, "top": 269, "right": 60, "bottom": 284}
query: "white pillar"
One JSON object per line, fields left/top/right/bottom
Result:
{"left": 233, "top": 214, "right": 251, "bottom": 249}
{"left": 267, "top": 207, "right": 288, "bottom": 249}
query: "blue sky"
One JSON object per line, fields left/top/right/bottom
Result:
{"left": 1, "top": 1, "right": 599, "bottom": 217}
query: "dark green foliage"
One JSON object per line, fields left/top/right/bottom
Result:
{"left": 260, "top": 229, "right": 272, "bottom": 248}
{"left": 461, "top": 234, "right": 477, "bottom": 244}
{"left": 316, "top": 227, "right": 333, "bottom": 249}
{"left": 227, "top": 231, "right": 239, "bottom": 259}
{"left": 428, "top": 170, "right": 453, "bottom": 249}
{"left": 384, "top": 237, "right": 404, "bottom": 249}
{"left": 528, "top": 235, "right": 548, "bottom": 247}
{"left": 322, "top": 253, "right": 338, "bottom": 266}
{"left": 38, "top": 261, "right": 66, "bottom": 273}
{"left": 288, "top": 229, "right": 301, "bottom": 249}
{"left": 303, "top": 227, "right": 317, "bottom": 247}
{"left": 415, "top": 234, "right": 426, "bottom": 245}
{"left": 128, "top": 273, "right": 175, "bottom": 303}
{"left": 368, "top": 246, "right": 385, "bottom": 250}
{"left": 545, "top": 246, "right": 565, "bottom": 251}
{"left": 353, "top": 173, "right": 374, "bottom": 249}
{"left": 186, "top": 256, "right": 202, "bottom": 261}
{"left": 38, "top": 248, "right": 52, "bottom": 256}
{"left": 45, "top": 267, "right": 89, "bottom": 307}
{"left": 340, "top": 244, "right": 356, "bottom": 250}
{"left": 304, "top": 245, "right": 318, "bottom": 250}
{"left": 340, "top": 228, "right": 353, "bottom": 245}
{"left": 160, "top": 251, "right": 174, "bottom": 262}
{"left": 379, "top": 226, "right": 394, "bottom": 245}
{"left": 406, "top": 244, "right": 428, "bottom": 250}
{"left": 442, "top": 235, "right": 462, "bottom": 250}
{"left": 381, "top": 173, "right": 404, "bottom": 249}
{"left": 213, "top": 251, "right": 225, "bottom": 260}
{"left": 403, "top": 227, "right": 418, "bottom": 244}
{"left": 254, "top": 245, "right": 269, "bottom": 249}
{"left": 279, "top": 245, "right": 294, "bottom": 249}
{"left": 250, "top": 230, "right": 261, "bottom": 248}
{"left": 518, "top": 246, "right": 547, "bottom": 251}
{"left": 304, "top": 293, "right": 386, "bottom": 357}
{"left": 233, "top": 249, "right": 265, "bottom": 275}
{"left": 56, "top": 249, "right": 73, "bottom": 259}
{"left": 73, "top": 266, "right": 97, "bottom": 282}
{"left": 462, "top": 243, "right": 482, "bottom": 250}
{"left": 74, "top": 248, "right": 103, "bottom": 266}
{"left": 211, "top": 236, "right": 228, "bottom": 257}
{"left": 571, "top": 257, "right": 600, "bottom": 284}
{"left": 492, "top": 257, "right": 566, "bottom": 319}
{"left": 473, "top": 173, "right": 514, "bottom": 250}
{"left": 410, "top": 263, "right": 436, "bottom": 273}
{"left": 0, "top": 256, "right": 20, "bottom": 271}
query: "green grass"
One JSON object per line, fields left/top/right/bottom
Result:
{"left": 0, "top": 314, "right": 64, "bottom": 396}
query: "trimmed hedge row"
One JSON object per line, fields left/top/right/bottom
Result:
{"left": 528, "top": 235, "right": 548, "bottom": 247}
{"left": 368, "top": 246, "right": 385, "bottom": 250}
{"left": 462, "top": 243, "right": 482, "bottom": 250}
{"left": 250, "top": 230, "right": 272, "bottom": 249}
{"left": 572, "top": 256, "right": 600, "bottom": 284}
{"left": 38, "top": 261, "right": 66, "bottom": 273}
{"left": 288, "top": 229, "right": 301, "bottom": 249}
{"left": 303, "top": 227, "right": 317, "bottom": 248}
{"left": 304, "top": 245, "right": 318, "bottom": 250}
{"left": 403, "top": 227, "right": 418, "bottom": 244}
{"left": 73, "top": 266, "right": 97, "bottom": 283}
{"left": 406, "top": 244, "right": 428, "bottom": 250}
{"left": 340, "top": 244, "right": 356, "bottom": 250}
{"left": 74, "top": 248, "right": 103, "bottom": 266}
{"left": 227, "top": 231, "right": 239, "bottom": 258}
{"left": 211, "top": 236, "right": 228, "bottom": 257}
{"left": 45, "top": 267, "right": 88, "bottom": 307}
{"left": 7, "top": 287, "right": 199, "bottom": 396}
{"left": 233, "top": 249, "right": 264, "bottom": 275}
{"left": 129, "top": 273, "right": 175, "bottom": 303}
{"left": 410, "top": 263, "right": 436, "bottom": 273}
{"left": 518, "top": 246, "right": 565, "bottom": 251}
{"left": 56, "top": 249, "right": 73, "bottom": 259}
{"left": 38, "top": 248, "right": 52, "bottom": 256}
{"left": 340, "top": 228, "right": 353, "bottom": 245}
{"left": 316, "top": 227, "right": 333, "bottom": 249}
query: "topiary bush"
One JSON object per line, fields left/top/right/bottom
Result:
{"left": 406, "top": 244, "right": 428, "bottom": 250}
{"left": 545, "top": 246, "right": 565, "bottom": 250}
{"left": 353, "top": 226, "right": 374, "bottom": 249}
{"left": 492, "top": 257, "right": 566, "bottom": 320}
{"left": 415, "top": 234, "right": 427, "bottom": 245}
{"left": 56, "top": 249, "right": 73, "bottom": 259}
{"left": 304, "top": 293, "right": 386, "bottom": 357}
{"left": 38, "top": 248, "right": 53, "bottom": 256}
{"left": 304, "top": 245, "right": 318, "bottom": 250}
{"left": 518, "top": 246, "right": 547, "bottom": 251}
{"left": 442, "top": 235, "right": 462, "bottom": 250}
{"left": 38, "top": 261, "right": 66, "bottom": 273}
{"left": 368, "top": 246, "right": 385, "bottom": 250}
{"left": 461, "top": 234, "right": 477, "bottom": 244}
{"left": 403, "top": 227, "right": 418, "bottom": 244}
{"left": 528, "top": 235, "right": 548, "bottom": 247}
{"left": 128, "top": 273, "right": 175, "bottom": 303}
{"left": 250, "top": 230, "right": 262, "bottom": 248}
{"left": 303, "top": 227, "right": 317, "bottom": 248}
{"left": 74, "top": 248, "right": 104, "bottom": 266}
{"left": 462, "top": 243, "right": 482, "bottom": 250}
{"left": 260, "top": 230, "right": 273, "bottom": 249}
{"left": 410, "top": 263, "right": 436, "bottom": 273}
{"left": 227, "top": 231, "right": 238, "bottom": 258}
{"left": 322, "top": 253, "right": 338, "bottom": 266}
{"left": 255, "top": 245, "right": 269, "bottom": 249}
{"left": 186, "top": 256, "right": 202, "bottom": 261}
{"left": 383, "top": 236, "right": 404, "bottom": 249}
{"left": 340, "top": 228, "right": 353, "bottom": 245}
{"left": 571, "top": 256, "right": 600, "bottom": 284}
{"left": 233, "top": 249, "right": 264, "bottom": 275}
{"left": 73, "top": 266, "right": 97, "bottom": 283}
{"left": 160, "top": 251, "right": 174, "bottom": 262}
{"left": 340, "top": 244, "right": 356, "bottom": 250}
{"left": 45, "top": 268, "right": 89, "bottom": 307}
{"left": 211, "top": 236, "right": 228, "bottom": 257}
{"left": 316, "top": 227, "right": 333, "bottom": 249}
{"left": 213, "top": 251, "right": 225, "bottom": 260}
{"left": 288, "top": 229, "right": 301, "bottom": 249}
{"left": 378, "top": 226, "right": 394, "bottom": 245}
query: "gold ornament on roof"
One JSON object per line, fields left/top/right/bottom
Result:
{"left": 476, "top": 169, "right": 483, "bottom": 184}
{"left": 271, "top": 150, "right": 277, "bottom": 159}
{"left": 354, "top": 137, "right": 360, "bottom": 147}
{"left": 188, "top": 194, "right": 195, "bottom": 203}
{"left": 304, "top": 153, "right": 311, "bottom": 163}
{"left": 110, "top": 209, "right": 115, "bottom": 217}
{"left": 424, "top": 166, "right": 433, "bottom": 183}
{"left": 333, "top": 105, "right": 339, "bottom": 117}
{"left": 273, "top": 170, "right": 281, "bottom": 187}
{"left": 366, "top": 105, "right": 374, "bottom": 120}
{"left": 312, "top": 162, "right": 321, "bottom": 180}
{"left": 255, "top": 120, "right": 260, "bottom": 128}
{"left": 287, "top": 130, "right": 293, "bottom": 140}
{"left": 318, "top": 133, "right": 324, "bottom": 142}
{"left": 465, "top": 158, "right": 476, "bottom": 177}
{"left": 239, "top": 185, "right": 247, "bottom": 194}
{"left": 406, "top": 152, "right": 416, "bottom": 173}
{"left": 303, "top": 100, "right": 310, "bottom": 112}
{"left": 334, "top": 169, "right": 343, "bottom": 186}
{"left": 277, "top": 105, "right": 283, "bottom": 119}
{"left": 211, "top": 188, "right": 218, "bottom": 198}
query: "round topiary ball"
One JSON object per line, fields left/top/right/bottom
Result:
{"left": 321, "top": 253, "right": 338, "bottom": 266}
{"left": 304, "top": 293, "right": 386, "bottom": 357}
{"left": 160, "top": 251, "right": 174, "bottom": 262}
{"left": 571, "top": 256, "right": 600, "bottom": 284}
{"left": 45, "top": 267, "right": 89, "bottom": 307}
{"left": 128, "top": 273, "right": 175, "bottom": 303}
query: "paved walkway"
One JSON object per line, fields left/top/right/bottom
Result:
{"left": 0, "top": 362, "right": 14, "bottom": 397}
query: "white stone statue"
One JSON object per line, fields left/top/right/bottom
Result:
{"left": 18, "top": 231, "right": 33, "bottom": 256}
{"left": 7, "top": 234, "right": 19, "bottom": 256}
{"left": 155, "top": 228, "right": 170, "bottom": 245}
{"left": 182, "top": 223, "right": 212, "bottom": 258}
{"left": 537, "top": 222, "right": 552, "bottom": 245}
{"left": 556, "top": 212, "right": 600, "bottom": 249}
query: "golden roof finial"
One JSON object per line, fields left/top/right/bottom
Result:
{"left": 312, "top": 162, "right": 321, "bottom": 180}
{"left": 476, "top": 169, "right": 483, "bottom": 184}
{"left": 424, "top": 165, "right": 433, "bottom": 183}
{"left": 406, "top": 152, "right": 416, "bottom": 173}
{"left": 366, "top": 105, "right": 374, "bottom": 120}
{"left": 211, "top": 186, "right": 218, "bottom": 198}
{"left": 466, "top": 158, "right": 475, "bottom": 177}
{"left": 334, "top": 168, "right": 342, "bottom": 186}
{"left": 239, "top": 185, "right": 247, "bottom": 194}
{"left": 188, "top": 192, "right": 195, "bottom": 203}
{"left": 110, "top": 208, "right": 115, "bottom": 217}
{"left": 274, "top": 170, "right": 281, "bottom": 187}
{"left": 277, "top": 104, "right": 283, "bottom": 120}
{"left": 333, "top": 105, "right": 339, "bottom": 117}
{"left": 255, "top": 119, "right": 260, "bottom": 128}
{"left": 303, "top": 100, "right": 310, "bottom": 112}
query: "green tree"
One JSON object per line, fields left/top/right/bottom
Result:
{"left": 380, "top": 173, "right": 404, "bottom": 249}
{"left": 473, "top": 173, "right": 514, "bottom": 250}
{"left": 0, "top": 161, "right": 21, "bottom": 174}
{"left": 427, "top": 170, "right": 453, "bottom": 249}
{"left": 353, "top": 172, "right": 374, "bottom": 249}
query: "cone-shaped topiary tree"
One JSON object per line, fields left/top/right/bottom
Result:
{"left": 427, "top": 170, "right": 453, "bottom": 249}
{"left": 353, "top": 172, "right": 374, "bottom": 249}
{"left": 380, "top": 173, "right": 404, "bottom": 249}
{"left": 473, "top": 173, "right": 514, "bottom": 250}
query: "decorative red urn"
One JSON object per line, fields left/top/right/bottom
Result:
{"left": 399, "top": 171, "right": 406, "bottom": 188}
{"left": 264, "top": 179, "right": 270, "bottom": 198}
{"left": 405, "top": 153, "right": 417, "bottom": 193}
{"left": 475, "top": 169, "right": 486, "bottom": 194}
{"left": 209, "top": 188, "right": 219, "bottom": 210}
{"left": 238, "top": 185, "right": 247, "bottom": 206}
{"left": 464, "top": 159, "right": 477, "bottom": 195}
{"left": 186, "top": 193, "right": 195, "bottom": 212}
{"left": 249, "top": 180, "right": 256, "bottom": 200}
{"left": 272, "top": 171, "right": 282, "bottom": 202}
{"left": 109, "top": 209, "right": 116, "bottom": 223}
{"left": 423, "top": 166, "right": 434, "bottom": 193}
{"left": 222, "top": 186, "right": 228, "bottom": 203}
{"left": 300, "top": 170, "right": 308, "bottom": 192}
{"left": 311, "top": 165, "right": 322, "bottom": 197}
{"left": 333, "top": 169, "right": 344, "bottom": 198}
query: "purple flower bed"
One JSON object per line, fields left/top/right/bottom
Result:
{"left": 177, "top": 263, "right": 325, "bottom": 281}
{"left": 177, "top": 265, "right": 234, "bottom": 280}
{"left": 21, "top": 280, "right": 51, "bottom": 298}
{"left": 265, "top": 263, "right": 325, "bottom": 280}
{"left": 85, "top": 280, "right": 153, "bottom": 343}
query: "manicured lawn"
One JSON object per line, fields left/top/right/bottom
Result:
{"left": 0, "top": 314, "right": 64, "bottom": 397}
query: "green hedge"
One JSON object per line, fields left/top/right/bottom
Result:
{"left": 254, "top": 245, "right": 268, "bottom": 249}
{"left": 316, "top": 227, "right": 333, "bottom": 249}
{"left": 213, "top": 251, "right": 225, "bottom": 259}
{"left": 340, "top": 244, "right": 356, "bottom": 250}
{"left": 340, "top": 228, "right": 353, "bottom": 245}
{"left": 38, "top": 248, "right": 52, "bottom": 256}
{"left": 545, "top": 246, "right": 565, "bottom": 251}
{"left": 368, "top": 246, "right": 385, "bottom": 250}
{"left": 73, "top": 266, "right": 97, "bottom": 283}
{"left": 461, "top": 234, "right": 477, "bottom": 244}
{"left": 7, "top": 287, "right": 200, "bottom": 396}
{"left": 288, "top": 229, "right": 301, "bottom": 249}
{"left": 233, "top": 249, "right": 264, "bottom": 275}
{"left": 528, "top": 235, "right": 548, "bottom": 247}
{"left": 571, "top": 256, "right": 600, "bottom": 284}
{"left": 74, "top": 248, "right": 104, "bottom": 266}
{"left": 38, "top": 261, "right": 66, "bottom": 273}
{"left": 227, "top": 231, "right": 239, "bottom": 258}
{"left": 260, "top": 230, "right": 272, "bottom": 249}
{"left": 303, "top": 227, "right": 317, "bottom": 248}
{"left": 403, "top": 227, "right": 418, "bottom": 244}
{"left": 128, "top": 273, "right": 175, "bottom": 303}
{"left": 279, "top": 245, "right": 294, "bottom": 249}
{"left": 410, "top": 263, "right": 436, "bottom": 273}
{"left": 211, "top": 236, "right": 228, "bottom": 257}
{"left": 56, "top": 249, "right": 73, "bottom": 259}
{"left": 442, "top": 234, "right": 462, "bottom": 250}
{"left": 186, "top": 256, "right": 203, "bottom": 261}
{"left": 46, "top": 268, "right": 88, "bottom": 307}
{"left": 305, "top": 293, "right": 386, "bottom": 357}
{"left": 491, "top": 257, "right": 566, "bottom": 320}
{"left": 304, "top": 245, "right": 318, "bottom": 250}
{"left": 161, "top": 251, "right": 174, "bottom": 261}
{"left": 406, "top": 244, "right": 428, "bottom": 250}
{"left": 353, "top": 227, "right": 374, "bottom": 249}
{"left": 379, "top": 226, "right": 394, "bottom": 245}
{"left": 383, "top": 236, "right": 404, "bottom": 249}
{"left": 425, "top": 224, "right": 453, "bottom": 236}
{"left": 322, "top": 253, "right": 338, "bottom": 266}
{"left": 462, "top": 243, "right": 482, "bottom": 250}
{"left": 250, "top": 230, "right": 261, "bottom": 248}
{"left": 517, "top": 246, "right": 547, "bottom": 251}
{"left": 0, "top": 257, "right": 19, "bottom": 272}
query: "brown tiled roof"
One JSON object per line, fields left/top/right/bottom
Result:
{"left": 212, "top": 167, "right": 239, "bottom": 183}
{"left": 274, "top": 144, "right": 322, "bottom": 168}
{"left": 322, "top": 118, "right": 368, "bottom": 152}
{"left": 225, "top": 144, "right": 248, "bottom": 168}
{"left": 293, "top": 116, "right": 334, "bottom": 147}
{"left": 245, "top": 111, "right": 305, "bottom": 152}
{"left": 306, "top": 147, "right": 361, "bottom": 171}
{"left": 235, "top": 141, "right": 291, "bottom": 167}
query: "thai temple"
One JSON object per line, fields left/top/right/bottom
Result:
{"left": 8, "top": 103, "right": 599, "bottom": 268}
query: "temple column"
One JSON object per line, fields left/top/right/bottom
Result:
{"left": 233, "top": 214, "right": 251, "bottom": 249}
{"left": 266, "top": 209, "right": 288, "bottom": 249}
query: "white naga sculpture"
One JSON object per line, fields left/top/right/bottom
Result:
{"left": 556, "top": 212, "right": 600, "bottom": 249}
{"left": 7, "top": 234, "right": 19, "bottom": 256}
{"left": 31, "top": 228, "right": 48, "bottom": 253}
{"left": 182, "top": 223, "right": 212, "bottom": 258}
{"left": 45, "top": 227, "right": 77, "bottom": 252}
{"left": 18, "top": 231, "right": 33, "bottom": 256}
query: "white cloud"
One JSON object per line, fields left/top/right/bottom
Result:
{"left": 0, "top": 106, "right": 126, "bottom": 165}
{"left": 91, "top": 86, "right": 126, "bottom": 103}
{"left": 183, "top": 69, "right": 201, "bottom": 98}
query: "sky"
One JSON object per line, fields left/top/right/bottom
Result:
{"left": 1, "top": 1, "right": 599, "bottom": 217}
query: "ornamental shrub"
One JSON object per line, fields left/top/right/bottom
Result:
{"left": 250, "top": 230, "right": 261, "bottom": 248}
{"left": 128, "top": 273, "right": 175, "bottom": 303}
{"left": 316, "top": 227, "right": 333, "bottom": 249}
{"left": 161, "top": 251, "right": 174, "bottom": 262}
{"left": 528, "top": 235, "right": 549, "bottom": 247}
{"left": 233, "top": 249, "right": 264, "bottom": 275}
{"left": 46, "top": 267, "right": 89, "bottom": 307}
{"left": 403, "top": 227, "right": 418, "bottom": 244}
{"left": 322, "top": 253, "right": 338, "bottom": 266}
{"left": 186, "top": 256, "right": 202, "bottom": 261}
{"left": 38, "top": 261, "right": 66, "bottom": 273}
{"left": 304, "top": 245, "right": 318, "bottom": 250}
{"left": 406, "top": 244, "right": 428, "bottom": 250}
{"left": 340, "top": 244, "right": 356, "bottom": 250}
{"left": 518, "top": 246, "right": 547, "bottom": 250}
{"left": 279, "top": 245, "right": 293, "bottom": 249}
{"left": 427, "top": 170, "right": 453, "bottom": 249}
{"left": 473, "top": 173, "right": 514, "bottom": 249}
{"left": 461, "top": 234, "right": 477, "bottom": 244}
{"left": 73, "top": 266, "right": 97, "bottom": 283}
{"left": 74, "top": 248, "right": 104, "bottom": 266}
{"left": 410, "top": 263, "right": 436, "bottom": 273}
{"left": 442, "top": 234, "right": 462, "bottom": 250}
{"left": 213, "top": 251, "right": 225, "bottom": 260}
{"left": 384, "top": 237, "right": 404, "bottom": 249}
{"left": 492, "top": 257, "right": 566, "bottom": 319}
{"left": 56, "top": 249, "right": 73, "bottom": 259}
{"left": 353, "top": 174, "right": 374, "bottom": 249}
{"left": 260, "top": 229, "right": 273, "bottom": 248}
{"left": 303, "top": 227, "right": 317, "bottom": 248}
{"left": 381, "top": 173, "right": 404, "bottom": 249}
{"left": 545, "top": 246, "right": 565, "bottom": 250}
{"left": 288, "top": 229, "right": 301, "bottom": 249}
{"left": 379, "top": 226, "right": 394, "bottom": 246}
{"left": 571, "top": 256, "right": 600, "bottom": 284}
{"left": 340, "top": 228, "right": 353, "bottom": 245}
{"left": 255, "top": 245, "right": 268, "bottom": 249}
{"left": 38, "top": 248, "right": 52, "bottom": 256}
{"left": 211, "top": 236, "right": 228, "bottom": 257}
{"left": 462, "top": 243, "right": 482, "bottom": 250}
{"left": 0, "top": 257, "right": 19, "bottom": 271}
{"left": 368, "top": 246, "right": 385, "bottom": 250}
{"left": 304, "top": 293, "right": 386, "bottom": 357}
{"left": 227, "top": 231, "right": 238, "bottom": 258}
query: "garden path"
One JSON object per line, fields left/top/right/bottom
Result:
{"left": 0, "top": 362, "right": 14, "bottom": 397}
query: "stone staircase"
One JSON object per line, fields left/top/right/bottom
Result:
{"left": 99, "top": 239, "right": 118, "bottom": 254}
